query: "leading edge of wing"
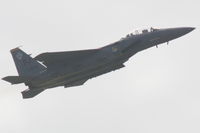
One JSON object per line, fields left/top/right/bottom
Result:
{"left": 34, "top": 49, "right": 100, "bottom": 67}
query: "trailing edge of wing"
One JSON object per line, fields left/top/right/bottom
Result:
{"left": 34, "top": 49, "right": 100, "bottom": 67}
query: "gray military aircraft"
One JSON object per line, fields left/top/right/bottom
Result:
{"left": 2, "top": 27, "right": 195, "bottom": 99}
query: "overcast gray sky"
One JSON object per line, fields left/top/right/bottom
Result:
{"left": 0, "top": 0, "right": 200, "bottom": 133}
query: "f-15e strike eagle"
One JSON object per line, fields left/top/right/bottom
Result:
{"left": 2, "top": 27, "right": 195, "bottom": 99}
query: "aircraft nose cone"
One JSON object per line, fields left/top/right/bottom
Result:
{"left": 156, "top": 27, "right": 195, "bottom": 44}
{"left": 180, "top": 27, "right": 195, "bottom": 34}
{"left": 174, "top": 27, "right": 195, "bottom": 36}
{"left": 163, "top": 27, "right": 195, "bottom": 41}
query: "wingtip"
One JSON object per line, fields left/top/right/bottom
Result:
{"left": 2, "top": 76, "right": 8, "bottom": 81}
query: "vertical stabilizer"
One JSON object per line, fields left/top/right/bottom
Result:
{"left": 10, "top": 48, "right": 46, "bottom": 77}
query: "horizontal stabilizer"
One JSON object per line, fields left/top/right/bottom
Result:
{"left": 2, "top": 76, "right": 31, "bottom": 84}
{"left": 21, "top": 89, "right": 45, "bottom": 99}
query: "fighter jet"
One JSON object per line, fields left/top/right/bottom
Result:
{"left": 2, "top": 27, "right": 195, "bottom": 99}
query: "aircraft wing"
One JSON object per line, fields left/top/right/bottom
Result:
{"left": 34, "top": 49, "right": 100, "bottom": 67}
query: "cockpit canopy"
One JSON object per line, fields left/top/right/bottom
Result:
{"left": 121, "top": 27, "right": 159, "bottom": 40}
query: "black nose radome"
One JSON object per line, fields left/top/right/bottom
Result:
{"left": 166, "top": 27, "right": 195, "bottom": 39}
{"left": 181, "top": 27, "right": 195, "bottom": 34}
